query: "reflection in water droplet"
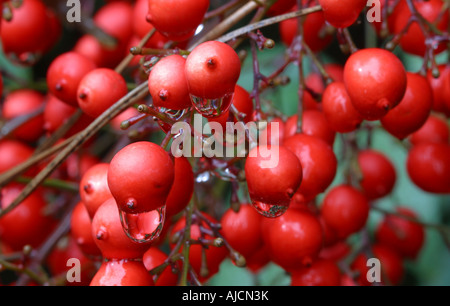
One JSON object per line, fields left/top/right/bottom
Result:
{"left": 251, "top": 201, "right": 288, "bottom": 218}
{"left": 190, "top": 93, "right": 233, "bottom": 118}
{"left": 119, "top": 206, "right": 166, "bottom": 244}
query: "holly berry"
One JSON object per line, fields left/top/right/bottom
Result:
{"left": 357, "top": 149, "right": 397, "bottom": 200}
{"left": 380, "top": 73, "right": 433, "bottom": 140}
{"left": 79, "top": 163, "right": 113, "bottom": 219}
{"left": 70, "top": 202, "right": 102, "bottom": 258}
{"left": 221, "top": 204, "right": 264, "bottom": 259}
{"left": 0, "top": 0, "right": 48, "bottom": 56}
{"left": 284, "top": 110, "right": 336, "bottom": 147}
{"left": 185, "top": 41, "right": 241, "bottom": 117}
{"left": 320, "top": 184, "right": 370, "bottom": 240}
{"left": 132, "top": 0, "right": 169, "bottom": 48}
{"left": 148, "top": 54, "right": 192, "bottom": 110}
{"left": 406, "top": 142, "right": 450, "bottom": 194}
{"left": 375, "top": 207, "right": 425, "bottom": 259}
{"left": 392, "top": 0, "right": 449, "bottom": 56}
{"left": 322, "top": 81, "right": 363, "bottom": 133}
{"left": 107, "top": 141, "right": 174, "bottom": 214}
{"left": 77, "top": 68, "right": 128, "bottom": 118}
{"left": 47, "top": 52, "right": 97, "bottom": 107}
{"left": 263, "top": 208, "right": 324, "bottom": 271}
{"left": 147, "top": 0, "right": 209, "bottom": 41}
{"left": 0, "top": 184, "right": 55, "bottom": 251}
{"left": 143, "top": 248, "right": 179, "bottom": 286}
{"left": 245, "top": 145, "right": 303, "bottom": 208}
{"left": 283, "top": 134, "right": 337, "bottom": 204}
{"left": 343, "top": 48, "right": 407, "bottom": 121}
{"left": 317, "top": 0, "right": 367, "bottom": 28}
{"left": 91, "top": 198, "right": 152, "bottom": 260}
{"left": 90, "top": 260, "right": 154, "bottom": 286}
{"left": 410, "top": 114, "right": 449, "bottom": 146}
{"left": 2, "top": 89, "right": 45, "bottom": 142}
{"left": 351, "top": 244, "right": 404, "bottom": 286}
{"left": 279, "top": 6, "right": 333, "bottom": 52}
{"left": 290, "top": 259, "right": 341, "bottom": 286}
{"left": 165, "top": 157, "right": 194, "bottom": 217}
{"left": 427, "top": 64, "right": 450, "bottom": 116}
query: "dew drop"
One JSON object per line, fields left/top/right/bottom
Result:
{"left": 119, "top": 206, "right": 166, "bottom": 244}
{"left": 190, "top": 93, "right": 233, "bottom": 118}
{"left": 251, "top": 200, "right": 288, "bottom": 218}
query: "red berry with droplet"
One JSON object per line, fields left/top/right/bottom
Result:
{"left": 245, "top": 145, "right": 303, "bottom": 207}
{"left": 107, "top": 141, "right": 175, "bottom": 214}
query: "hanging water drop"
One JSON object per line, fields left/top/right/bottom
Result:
{"left": 190, "top": 93, "right": 234, "bottom": 118}
{"left": 119, "top": 205, "right": 166, "bottom": 244}
{"left": 251, "top": 200, "right": 289, "bottom": 218}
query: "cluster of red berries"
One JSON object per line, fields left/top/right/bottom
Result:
{"left": 0, "top": 0, "right": 449, "bottom": 287}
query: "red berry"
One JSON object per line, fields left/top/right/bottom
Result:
{"left": 79, "top": 163, "right": 113, "bottom": 219}
{"left": 351, "top": 244, "right": 404, "bottom": 286}
{"left": 70, "top": 202, "right": 102, "bottom": 258}
{"left": 406, "top": 142, "right": 450, "bottom": 194}
{"left": 284, "top": 110, "right": 336, "bottom": 147}
{"left": 47, "top": 52, "right": 97, "bottom": 107}
{"left": 91, "top": 198, "right": 151, "bottom": 260}
{"left": 0, "top": 0, "right": 48, "bottom": 56}
{"left": 393, "top": 0, "right": 448, "bottom": 56}
{"left": 143, "top": 248, "right": 179, "bottom": 286}
{"left": 358, "top": 149, "right": 397, "bottom": 200}
{"left": 221, "top": 204, "right": 264, "bottom": 258}
{"left": 46, "top": 236, "right": 97, "bottom": 286}
{"left": 381, "top": 73, "right": 433, "bottom": 140}
{"left": 267, "top": 0, "right": 296, "bottom": 16}
{"left": 284, "top": 134, "right": 337, "bottom": 203}
{"left": 290, "top": 259, "right": 341, "bottom": 286}
{"left": 320, "top": 185, "right": 370, "bottom": 239}
{"left": 149, "top": 55, "right": 192, "bottom": 110}
{"left": 43, "top": 94, "right": 94, "bottom": 137}
{"left": 0, "top": 184, "right": 55, "bottom": 251}
{"left": 107, "top": 141, "right": 174, "bottom": 214}
{"left": 427, "top": 64, "right": 450, "bottom": 116}
{"left": 185, "top": 41, "right": 241, "bottom": 117}
{"left": 343, "top": 48, "right": 407, "bottom": 121}
{"left": 147, "top": 0, "right": 209, "bottom": 41}
{"left": 165, "top": 157, "right": 194, "bottom": 217}
{"left": 245, "top": 145, "right": 303, "bottom": 208}
{"left": 317, "top": 0, "right": 367, "bottom": 28}
{"left": 90, "top": 260, "right": 154, "bottom": 286}
{"left": 0, "top": 140, "right": 35, "bottom": 175}
{"left": 231, "top": 85, "right": 254, "bottom": 123}
{"left": 279, "top": 7, "right": 333, "bottom": 52}
{"left": 2, "top": 90, "right": 45, "bottom": 142}
{"left": 132, "top": 0, "right": 169, "bottom": 48}
{"left": 263, "top": 209, "right": 324, "bottom": 271}
{"left": 77, "top": 68, "right": 128, "bottom": 118}
{"left": 375, "top": 207, "right": 425, "bottom": 259}
{"left": 410, "top": 114, "right": 449, "bottom": 146}
{"left": 322, "top": 81, "right": 363, "bottom": 133}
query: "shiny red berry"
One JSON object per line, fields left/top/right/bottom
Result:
{"left": 318, "top": 0, "right": 367, "bottom": 28}
{"left": 343, "top": 48, "right": 407, "bottom": 121}
{"left": 90, "top": 260, "right": 154, "bottom": 286}
{"left": 290, "top": 259, "right": 341, "bottom": 286}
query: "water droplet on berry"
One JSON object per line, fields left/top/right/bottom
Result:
{"left": 119, "top": 206, "right": 166, "bottom": 244}
{"left": 251, "top": 200, "right": 288, "bottom": 218}
{"left": 190, "top": 93, "right": 233, "bottom": 118}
